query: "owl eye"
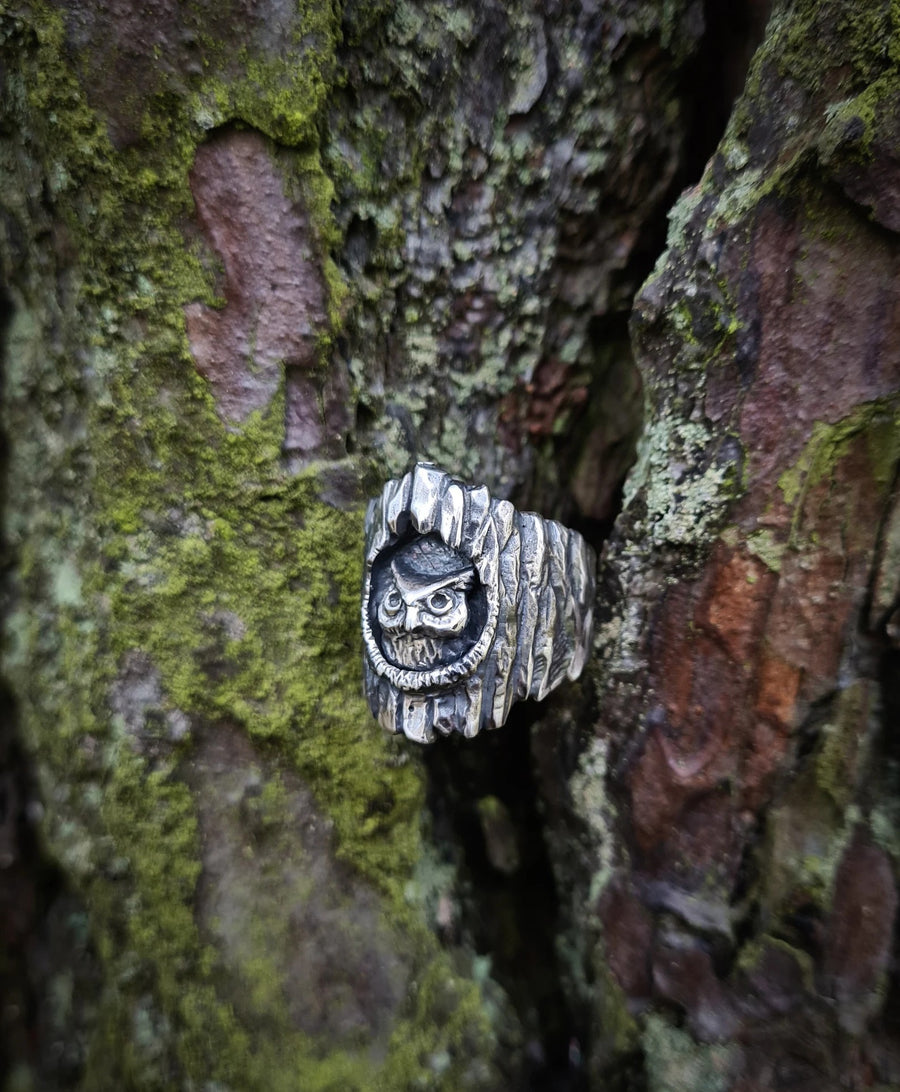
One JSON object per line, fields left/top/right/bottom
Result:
{"left": 425, "top": 589, "right": 455, "bottom": 615}
{"left": 383, "top": 589, "right": 403, "bottom": 615}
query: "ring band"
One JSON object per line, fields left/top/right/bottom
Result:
{"left": 362, "top": 463, "right": 595, "bottom": 742}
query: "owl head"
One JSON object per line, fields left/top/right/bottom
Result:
{"left": 373, "top": 535, "right": 479, "bottom": 669}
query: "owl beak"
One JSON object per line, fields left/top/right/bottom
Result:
{"left": 403, "top": 605, "right": 421, "bottom": 632}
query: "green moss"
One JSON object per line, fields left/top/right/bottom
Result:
{"left": 642, "top": 1015, "right": 734, "bottom": 1092}
{"left": 762, "top": 762, "right": 854, "bottom": 922}
{"left": 813, "top": 681, "right": 879, "bottom": 815}
{"left": 592, "top": 959, "right": 639, "bottom": 1058}
{"left": 380, "top": 958, "right": 502, "bottom": 1089}
{"left": 775, "top": 0, "right": 895, "bottom": 92}
{"left": 818, "top": 77, "right": 892, "bottom": 162}
{"left": 2, "top": 6, "right": 506, "bottom": 1087}
{"left": 692, "top": 0, "right": 900, "bottom": 234}
{"left": 745, "top": 528, "right": 784, "bottom": 572}
{"left": 736, "top": 935, "right": 814, "bottom": 991}
{"left": 777, "top": 399, "right": 900, "bottom": 538}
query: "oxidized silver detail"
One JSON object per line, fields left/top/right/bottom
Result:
{"left": 362, "top": 463, "right": 596, "bottom": 743}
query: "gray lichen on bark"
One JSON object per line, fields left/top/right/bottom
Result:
{"left": 4, "top": 0, "right": 899, "bottom": 1089}
{"left": 0, "top": 0, "right": 708, "bottom": 1086}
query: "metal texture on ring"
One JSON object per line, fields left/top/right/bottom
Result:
{"left": 361, "top": 463, "right": 596, "bottom": 742}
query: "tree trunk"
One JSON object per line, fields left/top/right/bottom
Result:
{"left": 1, "top": 1, "right": 898, "bottom": 1090}
{"left": 572, "top": 2, "right": 900, "bottom": 1087}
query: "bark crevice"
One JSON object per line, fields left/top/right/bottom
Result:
{"left": 422, "top": 701, "right": 591, "bottom": 1092}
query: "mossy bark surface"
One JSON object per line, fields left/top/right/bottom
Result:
{"left": 0, "top": 1, "right": 708, "bottom": 1088}
{"left": 5, "top": 0, "right": 899, "bottom": 1089}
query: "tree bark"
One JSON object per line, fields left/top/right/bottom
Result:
{"left": 570, "top": 1, "right": 900, "bottom": 1088}
{"left": 1, "top": 0, "right": 898, "bottom": 1090}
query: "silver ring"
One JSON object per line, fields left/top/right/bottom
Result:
{"left": 361, "top": 463, "right": 596, "bottom": 742}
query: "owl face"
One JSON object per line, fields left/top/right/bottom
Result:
{"left": 372, "top": 535, "right": 479, "bottom": 670}
{"left": 378, "top": 570, "right": 471, "bottom": 636}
